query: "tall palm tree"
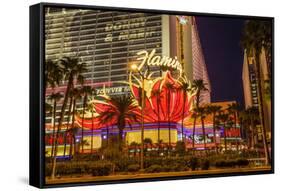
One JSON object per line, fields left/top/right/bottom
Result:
{"left": 165, "top": 82, "right": 174, "bottom": 156}
{"left": 179, "top": 80, "right": 192, "bottom": 142}
{"left": 99, "top": 95, "right": 139, "bottom": 151}
{"left": 218, "top": 113, "right": 229, "bottom": 152}
{"left": 195, "top": 106, "right": 207, "bottom": 151}
{"left": 45, "top": 59, "right": 63, "bottom": 89}
{"left": 87, "top": 88, "right": 97, "bottom": 154}
{"left": 51, "top": 57, "right": 87, "bottom": 179}
{"left": 63, "top": 89, "right": 74, "bottom": 157}
{"left": 191, "top": 111, "right": 198, "bottom": 150}
{"left": 80, "top": 86, "right": 94, "bottom": 153}
{"left": 151, "top": 89, "right": 162, "bottom": 155}
{"left": 67, "top": 126, "right": 80, "bottom": 157}
{"left": 206, "top": 105, "right": 222, "bottom": 153}
{"left": 227, "top": 103, "right": 240, "bottom": 151}
{"left": 191, "top": 79, "right": 208, "bottom": 152}
{"left": 48, "top": 92, "right": 63, "bottom": 158}
{"left": 241, "top": 20, "right": 272, "bottom": 165}
{"left": 241, "top": 107, "right": 260, "bottom": 149}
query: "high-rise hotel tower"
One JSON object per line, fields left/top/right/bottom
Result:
{"left": 44, "top": 8, "right": 211, "bottom": 152}
{"left": 45, "top": 7, "right": 211, "bottom": 102}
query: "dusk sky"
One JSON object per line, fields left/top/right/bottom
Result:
{"left": 196, "top": 16, "right": 245, "bottom": 106}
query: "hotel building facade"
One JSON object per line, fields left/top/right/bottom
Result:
{"left": 242, "top": 48, "right": 272, "bottom": 141}
{"left": 45, "top": 7, "right": 211, "bottom": 155}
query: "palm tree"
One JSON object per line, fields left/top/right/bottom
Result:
{"left": 67, "top": 126, "right": 80, "bottom": 157}
{"left": 130, "top": 141, "right": 140, "bottom": 157}
{"left": 51, "top": 57, "right": 87, "bottom": 179}
{"left": 206, "top": 105, "right": 222, "bottom": 153}
{"left": 191, "top": 111, "right": 198, "bottom": 150}
{"left": 144, "top": 138, "right": 153, "bottom": 155}
{"left": 165, "top": 82, "right": 174, "bottom": 156}
{"left": 151, "top": 88, "right": 162, "bottom": 153}
{"left": 195, "top": 106, "right": 207, "bottom": 151}
{"left": 87, "top": 88, "right": 97, "bottom": 154}
{"left": 191, "top": 79, "right": 208, "bottom": 152}
{"left": 45, "top": 59, "right": 63, "bottom": 88}
{"left": 80, "top": 86, "right": 94, "bottom": 153}
{"left": 48, "top": 93, "right": 63, "bottom": 158}
{"left": 63, "top": 89, "right": 75, "bottom": 157}
{"left": 241, "top": 107, "right": 260, "bottom": 149}
{"left": 241, "top": 20, "right": 271, "bottom": 165}
{"left": 227, "top": 103, "right": 240, "bottom": 151}
{"left": 179, "top": 80, "right": 192, "bottom": 142}
{"left": 45, "top": 102, "right": 53, "bottom": 114}
{"left": 218, "top": 113, "right": 229, "bottom": 152}
{"left": 99, "top": 95, "right": 139, "bottom": 151}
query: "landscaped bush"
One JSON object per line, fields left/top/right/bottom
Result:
{"left": 45, "top": 161, "right": 113, "bottom": 177}
{"left": 201, "top": 159, "right": 210, "bottom": 170}
{"left": 236, "top": 158, "right": 249, "bottom": 167}
{"left": 215, "top": 159, "right": 249, "bottom": 168}
{"left": 127, "top": 164, "right": 140, "bottom": 172}
{"left": 189, "top": 157, "right": 199, "bottom": 171}
{"left": 145, "top": 164, "right": 163, "bottom": 173}
{"left": 91, "top": 162, "right": 113, "bottom": 176}
{"left": 114, "top": 157, "right": 138, "bottom": 172}
{"left": 72, "top": 153, "right": 100, "bottom": 161}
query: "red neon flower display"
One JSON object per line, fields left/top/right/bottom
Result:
{"left": 76, "top": 72, "right": 195, "bottom": 129}
{"left": 130, "top": 72, "right": 195, "bottom": 123}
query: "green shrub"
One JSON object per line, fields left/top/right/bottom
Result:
{"left": 189, "top": 157, "right": 199, "bottom": 171}
{"left": 214, "top": 158, "right": 249, "bottom": 168}
{"left": 201, "top": 159, "right": 210, "bottom": 170}
{"left": 145, "top": 164, "right": 163, "bottom": 173}
{"left": 91, "top": 162, "right": 113, "bottom": 176}
{"left": 175, "top": 141, "right": 186, "bottom": 156}
{"left": 236, "top": 158, "right": 249, "bottom": 167}
{"left": 114, "top": 157, "right": 138, "bottom": 172}
{"left": 45, "top": 161, "right": 113, "bottom": 177}
{"left": 128, "top": 164, "right": 140, "bottom": 172}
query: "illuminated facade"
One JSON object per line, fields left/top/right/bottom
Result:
{"left": 242, "top": 48, "right": 271, "bottom": 136}
{"left": 242, "top": 51, "right": 259, "bottom": 108}
{"left": 45, "top": 7, "right": 211, "bottom": 155}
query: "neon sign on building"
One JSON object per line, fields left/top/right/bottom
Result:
{"left": 136, "top": 49, "right": 183, "bottom": 76}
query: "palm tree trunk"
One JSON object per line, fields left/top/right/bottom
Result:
{"left": 157, "top": 96, "right": 161, "bottom": 155}
{"left": 51, "top": 75, "right": 73, "bottom": 179}
{"left": 212, "top": 114, "right": 218, "bottom": 154}
{"left": 234, "top": 113, "right": 239, "bottom": 152}
{"left": 51, "top": 100, "right": 57, "bottom": 158}
{"left": 69, "top": 135, "right": 73, "bottom": 157}
{"left": 192, "top": 116, "right": 197, "bottom": 153}
{"left": 107, "top": 126, "right": 109, "bottom": 147}
{"left": 118, "top": 127, "right": 124, "bottom": 151}
{"left": 91, "top": 111, "right": 94, "bottom": 154}
{"left": 250, "top": 119, "right": 255, "bottom": 149}
{"left": 181, "top": 94, "right": 187, "bottom": 142}
{"left": 63, "top": 97, "right": 73, "bottom": 157}
{"left": 167, "top": 90, "right": 171, "bottom": 156}
{"left": 81, "top": 95, "right": 87, "bottom": 153}
{"left": 69, "top": 99, "right": 76, "bottom": 156}
{"left": 201, "top": 118, "right": 206, "bottom": 152}
{"left": 224, "top": 122, "right": 227, "bottom": 152}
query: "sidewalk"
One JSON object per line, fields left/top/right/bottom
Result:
{"left": 46, "top": 166, "right": 271, "bottom": 185}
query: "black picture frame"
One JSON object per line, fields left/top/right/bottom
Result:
{"left": 30, "top": 2, "right": 274, "bottom": 188}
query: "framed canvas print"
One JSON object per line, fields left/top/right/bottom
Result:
{"left": 29, "top": 2, "right": 274, "bottom": 188}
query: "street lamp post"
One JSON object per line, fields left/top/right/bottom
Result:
{"left": 130, "top": 63, "right": 148, "bottom": 170}
{"left": 140, "top": 77, "right": 145, "bottom": 170}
